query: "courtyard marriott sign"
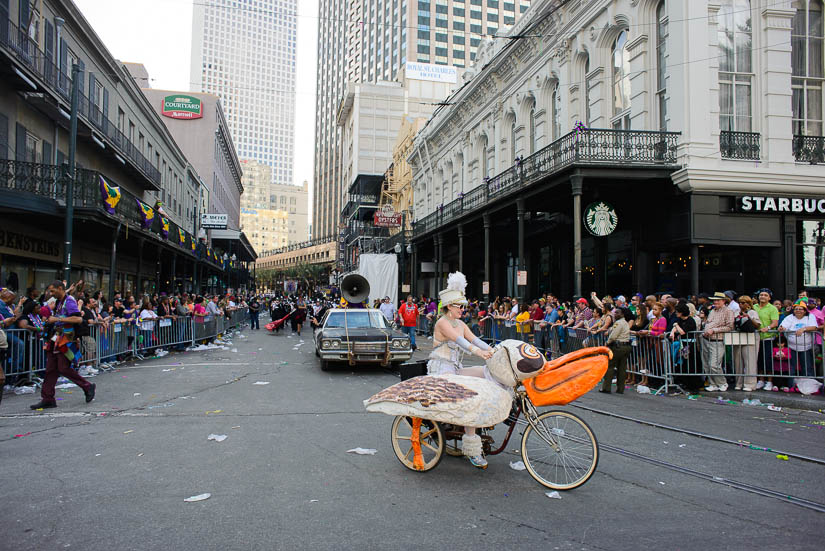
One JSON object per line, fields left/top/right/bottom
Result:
{"left": 161, "top": 94, "right": 203, "bottom": 120}
{"left": 739, "top": 195, "right": 825, "bottom": 214}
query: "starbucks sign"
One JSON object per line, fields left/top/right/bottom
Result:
{"left": 161, "top": 94, "right": 203, "bottom": 120}
{"left": 584, "top": 201, "right": 618, "bottom": 236}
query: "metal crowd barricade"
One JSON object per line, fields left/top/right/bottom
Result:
{"left": 2, "top": 328, "right": 37, "bottom": 383}
{"left": 626, "top": 334, "right": 673, "bottom": 393}
{"left": 96, "top": 321, "right": 136, "bottom": 366}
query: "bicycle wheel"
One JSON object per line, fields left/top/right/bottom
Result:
{"left": 520, "top": 410, "right": 599, "bottom": 490}
{"left": 390, "top": 416, "right": 445, "bottom": 472}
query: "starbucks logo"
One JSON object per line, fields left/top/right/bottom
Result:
{"left": 584, "top": 201, "right": 618, "bottom": 236}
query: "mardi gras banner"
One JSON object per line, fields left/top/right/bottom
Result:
{"left": 190, "top": 237, "right": 196, "bottom": 252}
{"left": 136, "top": 199, "right": 155, "bottom": 230}
{"left": 99, "top": 176, "right": 121, "bottom": 215}
{"left": 178, "top": 228, "right": 186, "bottom": 246}
{"left": 160, "top": 216, "right": 170, "bottom": 239}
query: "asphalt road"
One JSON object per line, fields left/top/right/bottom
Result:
{"left": 1, "top": 320, "right": 824, "bottom": 551}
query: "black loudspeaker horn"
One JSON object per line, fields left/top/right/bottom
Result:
{"left": 342, "top": 273, "right": 370, "bottom": 304}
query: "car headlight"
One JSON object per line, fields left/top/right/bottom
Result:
{"left": 322, "top": 339, "right": 340, "bottom": 349}
{"left": 392, "top": 339, "right": 409, "bottom": 349}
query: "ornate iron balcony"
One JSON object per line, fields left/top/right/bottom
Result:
{"left": 413, "top": 127, "right": 680, "bottom": 237}
{"left": 793, "top": 135, "right": 825, "bottom": 165}
{"left": 720, "top": 130, "right": 760, "bottom": 160}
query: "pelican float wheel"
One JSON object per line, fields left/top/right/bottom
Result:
{"left": 390, "top": 416, "right": 445, "bottom": 472}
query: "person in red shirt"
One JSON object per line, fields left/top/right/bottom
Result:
{"left": 398, "top": 295, "right": 419, "bottom": 350}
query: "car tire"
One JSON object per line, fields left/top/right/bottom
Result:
{"left": 315, "top": 347, "right": 320, "bottom": 357}
{"left": 320, "top": 360, "right": 332, "bottom": 371}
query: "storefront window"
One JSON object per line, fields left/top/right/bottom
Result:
{"left": 800, "top": 220, "right": 825, "bottom": 286}
{"left": 0, "top": 256, "right": 31, "bottom": 293}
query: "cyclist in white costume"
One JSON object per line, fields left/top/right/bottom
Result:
{"left": 428, "top": 272, "right": 496, "bottom": 469}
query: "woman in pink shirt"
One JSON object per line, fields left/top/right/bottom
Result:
{"left": 636, "top": 301, "right": 666, "bottom": 387}
{"left": 193, "top": 297, "right": 207, "bottom": 323}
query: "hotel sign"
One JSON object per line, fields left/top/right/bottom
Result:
{"left": 405, "top": 62, "right": 458, "bottom": 84}
{"left": 161, "top": 94, "right": 203, "bottom": 120}
{"left": 738, "top": 196, "right": 825, "bottom": 214}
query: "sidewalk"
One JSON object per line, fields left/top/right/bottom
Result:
{"left": 709, "top": 388, "right": 825, "bottom": 413}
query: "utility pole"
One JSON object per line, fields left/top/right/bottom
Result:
{"left": 63, "top": 62, "right": 80, "bottom": 282}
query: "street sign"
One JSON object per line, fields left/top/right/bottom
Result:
{"left": 373, "top": 204, "right": 402, "bottom": 228}
{"left": 401, "top": 284, "right": 410, "bottom": 293}
{"left": 517, "top": 271, "right": 527, "bottom": 286}
{"left": 482, "top": 281, "right": 489, "bottom": 295}
{"left": 201, "top": 213, "right": 228, "bottom": 229}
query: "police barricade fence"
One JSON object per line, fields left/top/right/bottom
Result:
{"left": 667, "top": 330, "right": 825, "bottom": 393}
{"left": 2, "top": 310, "right": 249, "bottom": 383}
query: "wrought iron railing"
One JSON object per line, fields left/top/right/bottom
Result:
{"left": 0, "top": 17, "right": 161, "bottom": 188}
{"left": 792, "top": 135, "right": 825, "bottom": 165}
{"left": 413, "top": 127, "right": 680, "bottom": 237}
{"left": 720, "top": 130, "right": 761, "bottom": 160}
{"left": 0, "top": 159, "right": 203, "bottom": 261}
{"left": 258, "top": 235, "right": 338, "bottom": 258}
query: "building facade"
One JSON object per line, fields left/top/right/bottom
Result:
{"left": 190, "top": 0, "right": 297, "bottom": 188}
{"left": 139, "top": 86, "right": 244, "bottom": 233}
{"left": 314, "top": 0, "right": 533, "bottom": 245}
{"left": 241, "top": 177, "right": 309, "bottom": 255}
{"left": 408, "top": 0, "right": 825, "bottom": 301}
{"left": 0, "top": 0, "right": 232, "bottom": 296}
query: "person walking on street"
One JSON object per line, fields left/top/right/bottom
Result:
{"left": 249, "top": 296, "right": 261, "bottom": 330}
{"left": 600, "top": 308, "right": 633, "bottom": 394}
{"left": 30, "top": 281, "right": 96, "bottom": 410}
{"left": 398, "top": 295, "right": 419, "bottom": 350}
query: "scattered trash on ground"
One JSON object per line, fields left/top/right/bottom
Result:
{"left": 207, "top": 434, "right": 227, "bottom": 443}
{"left": 231, "top": 348, "right": 238, "bottom": 353}
{"left": 231, "top": 426, "right": 241, "bottom": 429}
{"left": 55, "top": 383, "right": 78, "bottom": 390}
{"left": 147, "top": 402, "right": 175, "bottom": 410}
{"left": 742, "top": 398, "right": 762, "bottom": 406}
{"left": 258, "top": 348, "right": 263, "bottom": 351}
{"left": 133, "top": 393, "right": 141, "bottom": 397}
{"left": 205, "top": 410, "right": 223, "bottom": 415}
{"left": 545, "top": 491, "right": 562, "bottom": 499}
{"left": 187, "top": 344, "right": 229, "bottom": 352}
{"left": 509, "top": 461, "right": 526, "bottom": 471}
{"left": 78, "top": 366, "right": 99, "bottom": 377}
{"left": 13, "top": 432, "right": 31, "bottom": 439}
{"left": 310, "top": 499, "right": 319, "bottom": 503}
{"left": 346, "top": 448, "right": 377, "bottom": 455}
{"left": 123, "top": 430, "right": 134, "bottom": 434}
{"left": 636, "top": 385, "right": 651, "bottom": 394}
{"left": 13, "top": 386, "right": 36, "bottom": 395}
{"left": 154, "top": 349, "right": 169, "bottom": 358}
{"left": 776, "top": 454, "right": 789, "bottom": 461}
{"left": 137, "top": 453, "right": 144, "bottom": 457}
{"left": 658, "top": 481, "right": 666, "bottom": 485}
{"left": 678, "top": 444, "right": 686, "bottom": 448}
{"left": 183, "top": 493, "right": 211, "bottom": 502}
{"left": 253, "top": 381, "right": 270, "bottom": 385}
{"left": 716, "top": 397, "right": 738, "bottom": 405}
{"left": 767, "top": 405, "right": 782, "bottom": 412}
{"left": 687, "top": 394, "right": 700, "bottom": 400}
{"left": 796, "top": 378, "right": 823, "bottom": 395}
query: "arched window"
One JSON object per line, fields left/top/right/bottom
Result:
{"left": 792, "top": 0, "right": 824, "bottom": 136}
{"left": 551, "top": 87, "right": 560, "bottom": 140}
{"left": 510, "top": 121, "right": 517, "bottom": 164}
{"left": 718, "top": 0, "right": 753, "bottom": 132}
{"left": 529, "top": 106, "right": 536, "bottom": 154}
{"left": 656, "top": 1, "right": 669, "bottom": 131}
{"left": 584, "top": 55, "right": 591, "bottom": 125}
{"left": 612, "top": 30, "right": 631, "bottom": 129}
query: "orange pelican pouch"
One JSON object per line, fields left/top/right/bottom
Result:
{"left": 525, "top": 347, "right": 611, "bottom": 406}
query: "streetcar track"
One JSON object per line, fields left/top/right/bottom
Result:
{"left": 570, "top": 402, "right": 825, "bottom": 466}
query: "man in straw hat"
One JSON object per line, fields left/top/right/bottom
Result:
{"left": 428, "top": 272, "right": 496, "bottom": 469}
{"left": 701, "top": 292, "right": 735, "bottom": 391}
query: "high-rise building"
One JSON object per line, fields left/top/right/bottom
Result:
{"left": 314, "top": 0, "right": 532, "bottom": 245}
{"left": 191, "top": 0, "right": 297, "bottom": 189}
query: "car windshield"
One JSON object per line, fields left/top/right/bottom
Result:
{"left": 324, "top": 311, "right": 388, "bottom": 329}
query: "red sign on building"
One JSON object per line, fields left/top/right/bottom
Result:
{"left": 373, "top": 205, "right": 402, "bottom": 228}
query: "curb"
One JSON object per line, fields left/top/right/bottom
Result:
{"left": 709, "top": 389, "right": 825, "bottom": 413}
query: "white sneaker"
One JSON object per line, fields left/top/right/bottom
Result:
{"left": 742, "top": 386, "right": 755, "bottom": 392}
{"left": 705, "top": 385, "right": 720, "bottom": 391}
{"left": 756, "top": 380, "right": 765, "bottom": 389}
{"left": 763, "top": 382, "right": 774, "bottom": 391}
{"left": 718, "top": 384, "right": 728, "bottom": 392}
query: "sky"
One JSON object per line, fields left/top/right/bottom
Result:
{"left": 73, "top": 0, "right": 319, "bottom": 203}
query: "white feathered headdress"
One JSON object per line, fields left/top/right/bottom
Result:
{"left": 440, "top": 271, "right": 468, "bottom": 306}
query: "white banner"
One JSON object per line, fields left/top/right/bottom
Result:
{"left": 201, "top": 213, "right": 228, "bottom": 229}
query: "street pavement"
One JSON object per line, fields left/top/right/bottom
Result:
{"left": 1, "top": 320, "right": 824, "bottom": 551}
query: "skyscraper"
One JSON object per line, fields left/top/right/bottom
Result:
{"left": 191, "top": 0, "right": 297, "bottom": 189}
{"left": 314, "top": 0, "right": 532, "bottom": 243}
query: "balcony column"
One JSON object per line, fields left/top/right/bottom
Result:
{"left": 457, "top": 224, "right": 464, "bottom": 273}
{"left": 691, "top": 244, "right": 700, "bottom": 297}
{"left": 155, "top": 244, "right": 162, "bottom": 294}
{"left": 108, "top": 222, "right": 121, "bottom": 305}
{"left": 571, "top": 174, "right": 583, "bottom": 298}
{"left": 516, "top": 198, "right": 526, "bottom": 301}
{"left": 762, "top": 7, "right": 795, "bottom": 163}
{"left": 436, "top": 232, "right": 444, "bottom": 288}
{"left": 170, "top": 252, "right": 177, "bottom": 294}
{"left": 483, "top": 212, "right": 491, "bottom": 304}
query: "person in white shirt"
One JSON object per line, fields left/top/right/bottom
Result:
{"left": 779, "top": 300, "right": 819, "bottom": 378}
{"left": 725, "top": 291, "right": 741, "bottom": 314}
{"left": 379, "top": 296, "right": 397, "bottom": 324}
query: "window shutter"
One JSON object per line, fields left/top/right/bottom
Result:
{"left": 88, "top": 72, "right": 95, "bottom": 105}
{"left": 0, "top": 112, "right": 8, "bottom": 160}
{"left": 42, "top": 140, "right": 52, "bottom": 165}
{"left": 18, "top": 0, "right": 30, "bottom": 29}
{"left": 77, "top": 59, "right": 85, "bottom": 95}
{"left": 57, "top": 149, "right": 65, "bottom": 168}
{"left": 103, "top": 87, "right": 109, "bottom": 133}
{"left": 44, "top": 19, "right": 54, "bottom": 84}
{"left": 15, "top": 122, "right": 26, "bottom": 162}
{"left": 0, "top": 1, "right": 8, "bottom": 44}
{"left": 59, "top": 38, "right": 68, "bottom": 90}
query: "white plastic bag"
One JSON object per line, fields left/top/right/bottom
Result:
{"left": 795, "top": 378, "right": 823, "bottom": 396}
{"left": 636, "top": 385, "right": 651, "bottom": 394}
